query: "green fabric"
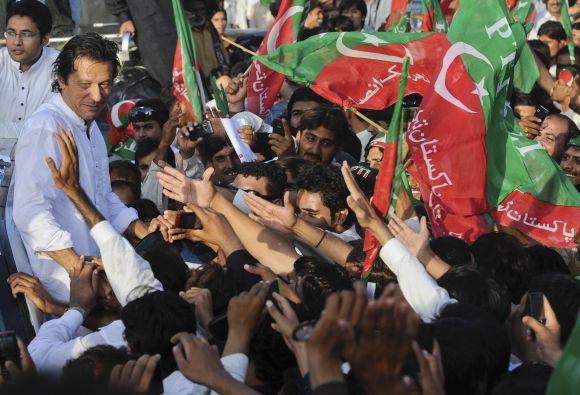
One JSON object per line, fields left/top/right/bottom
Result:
{"left": 211, "top": 75, "right": 229, "bottom": 115}
{"left": 109, "top": 138, "right": 137, "bottom": 161}
{"left": 172, "top": 0, "right": 204, "bottom": 122}
{"left": 423, "top": 0, "right": 449, "bottom": 32}
{"left": 546, "top": 316, "right": 580, "bottom": 395}
{"left": 387, "top": 14, "right": 410, "bottom": 33}
{"left": 561, "top": 0, "right": 576, "bottom": 63}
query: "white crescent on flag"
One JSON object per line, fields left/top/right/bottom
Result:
{"left": 434, "top": 42, "right": 493, "bottom": 113}
{"left": 266, "top": 5, "right": 304, "bottom": 54}
{"left": 335, "top": 32, "right": 414, "bottom": 64}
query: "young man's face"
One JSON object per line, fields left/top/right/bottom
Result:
{"left": 546, "top": 0, "right": 561, "bottom": 15}
{"left": 6, "top": 15, "right": 47, "bottom": 67}
{"left": 232, "top": 175, "right": 271, "bottom": 200}
{"left": 298, "top": 126, "right": 339, "bottom": 165}
{"left": 514, "top": 104, "right": 537, "bottom": 119}
{"left": 560, "top": 145, "right": 580, "bottom": 186}
{"left": 289, "top": 100, "right": 320, "bottom": 133}
{"left": 208, "top": 146, "right": 240, "bottom": 185}
{"left": 58, "top": 57, "right": 113, "bottom": 122}
{"left": 133, "top": 120, "right": 163, "bottom": 142}
{"left": 366, "top": 146, "right": 384, "bottom": 169}
{"left": 342, "top": 5, "right": 363, "bottom": 30}
{"left": 536, "top": 115, "right": 570, "bottom": 161}
{"left": 137, "top": 151, "right": 156, "bottom": 181}
{"left": 539, "top": 34, "right": 565, "bottom": 60}
{"left": 296, "top": 190, "right": 334, "bottom": 230}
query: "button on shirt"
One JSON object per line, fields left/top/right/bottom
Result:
{"left": 13, "top": 93, "right": 138, "bottom": 303}
{"left": 0, "top": 46, "right": 59, "bottom": 138}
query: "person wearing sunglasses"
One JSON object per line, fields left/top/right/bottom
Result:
{"left": 1, "top": 0, "right": 59, "bottom": 138}
{"left": 128, "top": 98, "right": 170, "bottom": 144}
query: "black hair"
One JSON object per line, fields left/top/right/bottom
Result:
{"left": 537, "top": 21, "right": 566, "bottom": 41}
{"left": 134, "top": 138, "right": 176, "bottom": 169}
{"left": 525, "top": 245, "right": 570, "bottom": 278}
{"left": 471, "top": 233, "right": 532, "bottom": 304}
{"left": 275, "top": 156, "right": 309, "bottom": 184}
{"left": 438, "top": 265, "right": 511, "bottom": 323}
{"left": 6, "top": 0, "right": 52, "bottom": 37}
{"left": 62, "top": 346, "right": 131, "bottom": 388}
{"left": 132, "top": 98, "right": 170, "bottom": 126}
{"left": 296, "top": 164, "right": 353, "bottom": 226}
{"left": 52, "top": 32, "right": 120, "bottom": 93}
{"left": 430, "top": 236, "right": 473, "bottom": 267}
{"left": 573, "top": 22, "right": 580, "bottom": 30}
{"left": 338, "top": 0, "right": 367, "bottom": 19}
{"left": 491, "top": 362, "right": 553, "bottom": 395}
{"left": 121, "top": 291, "right": 197, "bottom": 375}
{"left": 528, "top": 273, "right": 580, "bottom": 343}
{"left": 233, "top": 162, "right": 287, "bottom": 200}
{"left": 298, "top": 106, "right": 351, "bottom": 146}
{"left": 440, "top": 303, "right": 510, "bottom": 390}
{"left": 109, "top": 160, "right": 141, "bottom": 185}
{"left": 186, "top": 264, "right": 242, "bottom": 316}
{"left": 111, "top": 180, "right": 140, "bottom": 203}
{"left": 328, "top": 15, "right": 355, "bottom": 32}
{"left": 286, "top": 87, "right": 332, "bottom": 121}
{"left": 511, "top": 89, "right": 536, "bottom": 109}
{"left": 0, "top": 375, "right": 134, "bottom": 395}
{"left": 294, "top": 256, "right": 353, "bottom": 318}
{"left": 547, "top": 113, "right": 580, "bottom": 145}
{"left": 140, "top": 248, "right": 189, "bottom": 294}
{"left": 197, "top": 135, "right": 231, "bottom": 164}
{"left": 433, "top": 317, "right": 489, "bottom": 395}
{"left": 129, "top": 199, "right": 161, "bottom": 223}
{"left": 527, "top": 39, "right": 551, "bottom": 68}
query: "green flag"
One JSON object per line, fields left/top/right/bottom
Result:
{"left": 561, "top": 0, "right": 576, "bottom": 63}
{"left": 210, "top": 75, "right": 229, "bottom": 116}
{"left": 546, "top": 316, "right": 580, "bottom": 395}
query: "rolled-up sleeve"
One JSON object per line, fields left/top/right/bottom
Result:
{"left": 106, "top": 188, "right": 139, "bottom": 233}
{"left": 14, "top": 124, "right": 73, "bottom": 256}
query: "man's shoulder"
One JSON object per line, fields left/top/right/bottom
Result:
{"left": 43, "top": 47, "right": 60, "bottom": 62}
{"left": 20, "top": 100, "right": 67, "bottom": 138}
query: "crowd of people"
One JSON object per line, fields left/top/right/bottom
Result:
{"left": 0, "top": 0, "right": 579, "bottom": 394}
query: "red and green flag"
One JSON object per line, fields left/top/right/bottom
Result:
{"left": 510, "top": 0, "right": 537, "bottom": 25}
{"left": 171, "top": 0, "right": 204, "bottom": 122}
{"left": 247, "top": 0, "right": 306, "bottom": 119}
{"left": 561, "top": 0, "right": 576, "bottom": 63}
{"left": 422, "top": 0, "right": 449, "bottom": 32}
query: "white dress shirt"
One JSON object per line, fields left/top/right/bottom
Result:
{"left": 0, "top": 46, "right": 58, "bottom": 138}
{"left": 13, "top": 93, "right": 138, "bottom": 303}
{"left": 356, "top": 129, "right": 374, "bottom": 161}
{"left": 379, "top": 238, "right": 456, "bottom": 322}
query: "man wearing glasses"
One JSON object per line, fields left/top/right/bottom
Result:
{"left": 0, "top": 0, "right": 58, "bottom": 138}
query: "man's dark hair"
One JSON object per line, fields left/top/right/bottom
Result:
{"left": 109, "top": 160, "right": 141, "bottom": 185}
{"left": 525, "top": 245, "right": 570, "bottom": 278}
{"left": 62, "top": 346, "right": 130, "bottom": 388}
{"left": 111, "top": 180, "right": 140, "bottom": 203}
{"left": 328, "top": 15, "right": 355, "bottom": 32}
{"left": 338, "top": 0, "right": 367, "bottom": 19}
{"left": 140, "top": 248, "right": 189, "bottom": 294}
{"left": 294, "top": 256, "right": 353, "bottom": 318}
{"left": 296, "top": 164, "right": 354, "bottom": 227}
{"left": 431, "top": 317, "right": 489, "bottom": 395}
{"left": 573, "top": 22, "right": 580, "bottom": 31}
{"left": 471, "top": 233, "right": 532, "bottom": 304}
{"left": 134, "top": 138, "right": 176, "bottom": 169}
{"left": 298, "top": 107, "right": 351, "bottom": 146}
{"left": 491, "top": 362, "right": 553, "bottom": 395}
{"left": 233, "top": 162, "right": 287, "bottom": 200}
{"left": 197, "top": 135, "right": 230, "bottom": 164}
{"left": 186, "top": 264, "right": 241, "bottom": 316}
{"left": 528, "top": 273, "right": 580, "bottom": 343}
{"left": 430, "top": 236, "right": 473, "bottom": 267}
{"left": 6, "top": 0, "right": 52, "bottom": 37}
{"left": 438, "top": 265, "right": 511, "bottom": 323}
{"left": 129, "top": 199, "right": 161, "bottom": 222}
{"left": 132, "top": 98, "right": 170, "bottom": 126}
{"left": 548, "top": 113, "right": 580, "bottom": 144}
{"left": 286, "top": 87, "right": 332, "bottom": 121}
{"left": 275, "top": 156, "right": 309, "bottom": 185}
{"left": 52, "top": 32, "right": 120, "bottom": 92}
{"left": 122, "top": 291, "right": 197, "bottom": 375}
{"left": 537, "top": 21, "right": 566, "bottom": 41}
{"left": 527, "top": 39, "right": 551, "bottom": 68}
{"left": 511, "top": 90, "right": 536, "bottom": 109}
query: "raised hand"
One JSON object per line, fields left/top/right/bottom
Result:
{"left": 8, "top": 273, "right": 66, "bottom": 315}
{"left": 180, "top": 287, "right": 214, "bottom": 330}
{"left": 45, "top": 128, "right": 79, "bottom": 194}
{"left": 522, "top": 296, "right": 563, "bottom": 367}
{"left": 269, "top": 118, "right": 296, "bottom": 158}
{"left": 244, "top": 191, "right": 297, "bottom": 233}
{"left": 0, "top": 337, "right": 36, "bottom": 385}
{"left": 109, "top": 354, "right": 160, "bottom": 395}
{"left": 227, "top": 282, "right": 270, "bottom": 340}
{"left": 341, "top": 161, "right": 380, "bottom": 230}
{"left": 387, "top": 214, "right": 430, "bottom": 258}
{"left": 69, "top": 256, "right": 99, "bottom": 314}
{"left": 412, "top": 340, "right": 445, "bottom": 395}
{"left": 157, "top": 165, "right": 216, "bottom": 207}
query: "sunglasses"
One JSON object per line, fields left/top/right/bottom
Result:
{"left": 128, "top": 106, "right": 158, "bottom": 123}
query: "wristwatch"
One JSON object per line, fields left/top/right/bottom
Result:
{"left": 66, "top": 306, "right": 87, "bottom": 319}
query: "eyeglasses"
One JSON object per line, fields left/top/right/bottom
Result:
{"left": 4, "top": 30, "right": 39, "bottom": 41}
{"left": 129, "top": 106, "right": 158, "bottom": 123}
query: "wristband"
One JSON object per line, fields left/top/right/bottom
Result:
{"left": 66, "top": 306, "right": 87, "bottom": 319}
{"left": 315, "top": 231, "right": 327, "bottom": 248}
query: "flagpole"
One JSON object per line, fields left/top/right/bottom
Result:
{"left": 220, "top": 35, "right": 390, "bottom": 135}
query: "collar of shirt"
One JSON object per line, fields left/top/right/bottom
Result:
{"left": 330, "top": 223, "right": 361, "bottom": 243}
{"left": 51, "top": 92, "right": 92, "bottom": 130}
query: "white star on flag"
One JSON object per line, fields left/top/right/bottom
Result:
{"left": 361, "top": 33, "right": 389, "bottom": 47}
{"left": 471, "top": 77, "right": 489, "bottom": 100}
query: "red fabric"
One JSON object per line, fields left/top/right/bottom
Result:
{"left": 385, "top": 0, "right": 410, "bottom": 29}
{"left": 171, "top": 40, "right": 196, "bottom": 120}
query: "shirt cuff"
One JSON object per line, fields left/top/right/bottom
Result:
{"left": 221, "top": 353, "right": 249, "bottom": 382}
{"left": 379, "top": 238, "right": 410, "bottom": 276}
{"left": 90, "top": 221, "right": 118, "bottom": 244}
{"left": 61, "top": 308, "right": 84, "bottom": 329}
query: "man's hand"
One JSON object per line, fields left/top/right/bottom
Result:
{"left": 411, "top": 340, "right": 445, "bottom": 395}
{"left": 45, "top": 128, "right": 79, "bottom": 195}
{"left": 147, "top": 215, "right": 175, "bottom": 242}
{"left": 160, "top": 106, "right": 183, "bottom": 148}
{"left": 119, "top": 20, "right": 136, "bottom": 36}
{"left": 227, "top": 282, "right": 270, "bottom": 342}
{"left": 8, "top": 273, "right": 66, "bottom": 316}
{"left": 172, "top": 333, "right": 229, "bottom": 387}
{"left": 176, "top": 125, "right": 202, "bottom": 160}
{"left": 243, "top": 262, "right": 277, "bottom": 282}
{"left": 519, "top": 116, "right": 542, "bottom": 139}
{"left": 69, "top": 256, "right": 99, "bottom": 313}
{"left": 109, "top": 354, "right": 160, "bottom": 395}
{"left": 387, "top": 215, "right": 430, "bottom": 259}
{"left": 0, "top": 337, "right": 36, "bottom": 385}
{"left": 158, "top": 165, "right": 216, "bottom": 207}
{"left": 522, "top": 296, "right": 563, "bottom": 367}
{"left": 225, "top": 74, "right": 248, "bottom": 112}
{"left": 238, "top": 125, "right": 256, "bottom": 148}
{"left": 551, "top": 79, "right": 573, "bottom": 103}
{"left": 180, "top": 287, "right": 214, "bottom": 330}
{"left": 269, "top": 118, "right": 296, "bottom": 157}
{"left": 169, "top": 205, "right": 243, "bottom": 256}
{"left": 244, "top": 191, "right": 297, "bottom": 233}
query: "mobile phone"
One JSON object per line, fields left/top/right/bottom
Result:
{"left": 177, "top": 212, "right": 198, "bottom": 229}
{"left": 272, "top": 118, "right": 285, "bottom": 136}
{"left": 528, "top": 292, "right": 545, "bottom": 323}
{"left": 535, "top": 105, "right": 550, "bottom": 122}
{"left": 255, "top": 132, "right": 271, "bottom": 147}
{"left": 0, "top": 331, "right": 20, "bottom": 381}
{"left": 189, "top": 120, "right": 214, "bottom": 140}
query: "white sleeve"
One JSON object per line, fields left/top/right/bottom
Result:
{"left": 379, "top": 239, "right": 456, "bottom": 322}
{"left": 209, "top": 354, "right": 249, "bottom": 395}
{"left": 90, "top": 221, "right": 163, "bottom": 306}
{"left": 27, "top": 309, "right": 84, "bottom": 375}
{"left": 13, "top": 124, "right": 74, "bottom": 255}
